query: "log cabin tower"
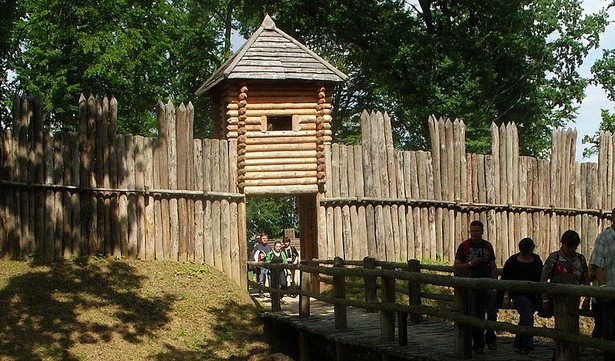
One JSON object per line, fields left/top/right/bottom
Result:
{"left": 195, "top": 15, "right": 347, "bottom": 196}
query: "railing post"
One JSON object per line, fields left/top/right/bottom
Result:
{"left": 333, "top": 257, "right": 347, "bottom": 329}
{"left": 270, "top": 265, "right": 281, "bottom": 312}
{"left": 364, "top": 256, "right": 377, "bottom": 312}
{"left": 299, "top": 330, "right": 310, "bottom": 360}
{"left": 553, "top": 277, "right": 581, "bottom": 360}
{"left": 299, "top": 260, "right": 312, "bottom": 317}
{"left": 453, "top": 271, "right": 472, "bottom": 359}
{"left": 408, "top": 259, "right": 422, "bottom": 323}
{"left": 380, "top": 263, "right": 396, "bottom": 342}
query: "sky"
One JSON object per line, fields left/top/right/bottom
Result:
{"left": 571, "top": 0, "right": 615, "bottom": 162}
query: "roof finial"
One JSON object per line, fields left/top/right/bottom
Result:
{"left": 262, "top": 14, "right": 276, "bottom": 30}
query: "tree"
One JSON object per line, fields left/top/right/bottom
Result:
{"left": 235, "top": 0, "right": 609, "bottom": 157}
{"left": 583, "top": 48, "right": 615, "bottom": 157}
{"left": 246, "top": 197, "right": 298, "bottom": 240}
{"left": 0, "top": 0, "right": 19, "bottom": 127}
{"left": 3, "top": 0, "right": 224, "bottom": 135}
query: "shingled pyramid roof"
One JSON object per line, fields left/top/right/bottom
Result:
{"left": 195, "top": 15, "right": 348, "bottom": 96}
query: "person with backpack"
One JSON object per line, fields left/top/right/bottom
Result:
{"left": 453, "top": 220, "right": 498, "bottom": 355}
{"left": 540, "top": 229, "right": 589, "bottom": 360}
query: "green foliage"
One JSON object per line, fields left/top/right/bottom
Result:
{"left": 1, "top": 0, "right": 613, "bottom": 157}
{"left": 0, "top": 0, "right": 19, "bottom": 127}
{"left": 235, "top": 0, "right": 608, "bottom": 157}
{"left": 246, "top": 196, "right": 298, "bottom": 239}
{"left": 586, "top": 47, "right": 615, "bottom": 158}
{"left": 582, "top": 109, "right": 615, "bottom": 158}
{"left": 175, "top": 264, "right": 210, "bottom": 280}
{"left": 2, "top": 0, "right": 224, "bottom": 135}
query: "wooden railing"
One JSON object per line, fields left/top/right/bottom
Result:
{"left": 248, "top": 257, "right": 615, "bottom": 361}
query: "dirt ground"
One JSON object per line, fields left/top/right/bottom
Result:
{"left": 0, "top": 257, "right": 278, "bottom": 361}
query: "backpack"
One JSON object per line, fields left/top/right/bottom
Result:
{"left": 460, "top": 238, "right": 494, "bottom": 262}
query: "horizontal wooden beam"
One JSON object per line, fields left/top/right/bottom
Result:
{"left": 243, "top": 184, "right": 319, "bottom": 195}
{"left": 246, "top": 143, "right": 316, "bottom": 152}
{"left": 244, "top": 177, "right": 317, "bottom": 186}
{"left": 244, "top": 157, "right": 316, "bottom": 166}
{"left": 244, "top": 150, "right": 316, "bottom": 159}
{"left": 244, "top": 164, "right": 316, "bottom": 172}
{"left": 245, "top": 170, "right": 317, "bottom": 180}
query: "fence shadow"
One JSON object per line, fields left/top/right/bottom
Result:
{"left": 0, "top": 258, "right": 175, "bottom": 360}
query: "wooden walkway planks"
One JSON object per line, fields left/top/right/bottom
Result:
{"left": 257, "top": 296, "right": 598, "bottom": 361}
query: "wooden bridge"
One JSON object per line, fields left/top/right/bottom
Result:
{"left": 249, "top": 258, "right": 615, "bottom": 361}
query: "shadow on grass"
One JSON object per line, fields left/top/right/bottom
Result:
{"left": 150, "top": 299, "right": 269, "bottom": 361}
{"left": 0, "top": 258, "right": 175, "bottom": 361}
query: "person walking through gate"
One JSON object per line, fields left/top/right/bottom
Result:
{"left": 501, "top": 237, "right": 543, "bottom": 358}
{"left": 590, "top": 208, "right": 615, "bottom": 361}
{"left": 251, "top": 233, "right": 272, "bottom": 297}
{"left": 282, "top": 237, "right": 299, "bottom": 294}
{"left": 265, "top": 240, "right": 288, "bottom": 298}
{"left": 453, "top": 220, "right": 498, "bottom": 355}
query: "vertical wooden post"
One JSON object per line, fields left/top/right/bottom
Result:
{"left": 397, "top": 310, "right": 407, "bottom": 346}
{"left": 270, "top": 265, "right": 281, "bottom": 312}
{"left": 364, "top": 256, "right": 377, "bottom": 312}
{"left": 380, "top": 264, "right": 396, "bottom": 342}
{"left": 335, "top": 341, "right": 348, "bottom": 361}
{"left": 299, "top": 330, "right": 310, "bottom": 361}
{"left": 333, "top": 256, "right": 347, "bottom": 330}
{"left": 453, "top": 273, "right": 472, "bottom": 359}
{"left": 299, "top": 260, "right": 311, "bottom": 317}
{"left": 408, "top": 259, "right": 422, "bottom": 323}
{"left": 554, "top": 294, "right": 580, "bottom": 360}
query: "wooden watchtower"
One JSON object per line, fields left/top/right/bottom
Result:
{"left": 195, "top": 15, "right": 347, "bottom": 196}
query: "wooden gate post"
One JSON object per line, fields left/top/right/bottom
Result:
{"left": 364, "top": 257, "right": 377, "bottom": 312}
{"left": 299, "top": 260, "right": 312, "bottom": 317}
{"left": 380, "top": 263, "right": 396, "bottom": 342}
{"left": 453, "top": 272, "right": 472, "bottom": 359}
{"left": 270, "top": 265, "right": 281, "bottom": 312}
{"left": 408, "top": 259, "right": 422, "bottom": 323}
{"left": 554, "top": 294, "right": 581, "bottom": 360}
{"left": 333, "top": 257, "right": 347, "bottom": 329}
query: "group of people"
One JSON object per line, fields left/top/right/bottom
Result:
{"left": 250, "top": 233, "right": 299, "bottom": 297}
{"left": 454, "top": 209, "right": 615, "bottom": 360}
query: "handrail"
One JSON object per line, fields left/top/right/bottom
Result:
{"left": 249, "top": 258, "right": 615, "bottom": 359}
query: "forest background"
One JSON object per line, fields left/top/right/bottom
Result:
{"left": 1, "top": 0, "right": 615, "bottom": 238}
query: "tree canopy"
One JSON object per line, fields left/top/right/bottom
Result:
{"left": 1, "top": 0, "right": 224, "bottom": 135}
{"left": 1, "top": 0, "right": 614, "bottom": 233}
{"left": 234, "top": 0, "right": 609, "bottom": 157}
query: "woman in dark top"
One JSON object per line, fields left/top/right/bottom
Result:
{"left": 501, "top": 237, "right": 543, "bottom": 358}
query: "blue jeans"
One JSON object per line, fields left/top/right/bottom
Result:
{"left": 258, "top": 267, "right": 269, "bottom": 287}
{"left": 512, "top": 295, "right": 535, "bottom": 352}
{"left": 467, "top": 288, "right": 497, "bottom": 349}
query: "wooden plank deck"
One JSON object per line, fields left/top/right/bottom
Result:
{"left": 255, "top": 293, "right": 600, "bottom": 360}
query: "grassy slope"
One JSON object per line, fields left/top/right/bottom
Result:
{"left": 0, "top": 258, "right": 269, "bottom": 361}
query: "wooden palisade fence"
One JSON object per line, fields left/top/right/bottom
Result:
{"left": 319, "top": 110, "right": 615, "bottom": 265}
{"left": 255, "top": 258, "right": 615, "bottom": 361}
{"left": 1, "top": 95, "right": 615, "bottom": 289}
{"left": 0, "top": 94, "right": 247, "bottom": 287}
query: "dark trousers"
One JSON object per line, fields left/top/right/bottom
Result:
{"left": 467, "top": 289, "right": 497, "bottom": 349}
{"left": 603, "top": 301, "right": 615, "bottom": 361}
{"left": 512, "top": 295, "right": 535, "bottom": 351}
{"left": 593, "top": 299, "right": 603, "bottom": 338}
